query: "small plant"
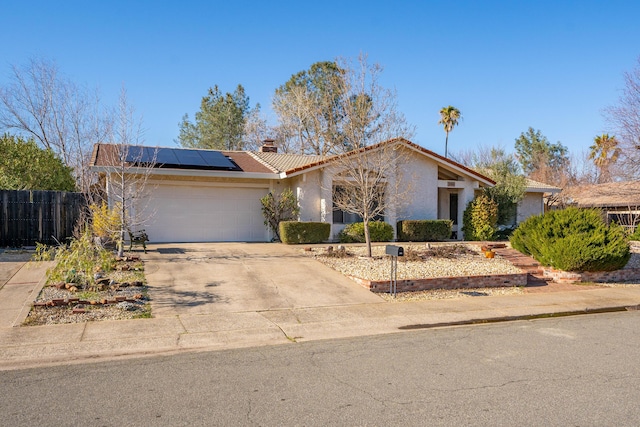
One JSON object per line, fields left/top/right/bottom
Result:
{"left": 132, "top": 304, "right": 152, "bottom": 318}
{"left": 42, "top": 228, "right": 118, "bottom": 289}
{"left": 33, "top": 242, "right": 56, "bottom": 261}
{"left": 89, "top": 202, "right": 122, "bottom": 242}
{"left": 400, "top": 247, "right": 424, "bottom": 262}
{"left": 261, "top": 188, "right": 300, "bottom": 241}
{"left": 76, "top": 290, "right": 102, "bottom": 301}
{"left": 427, "top": 244, "right": 475, "bottom": 258}
{"left": 133, "top": 311, "right": 152, "bottom": 319}
{"left": 399, "top": 244, "right": 476, "bottom": 262}
{"left": 320, "top": 247, "right": 351, "bottom": 258}
{"left": 338, "top": 221, "right": 394, "bottom": 243}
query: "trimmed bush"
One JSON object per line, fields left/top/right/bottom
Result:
{"left": 397, "top": 220, "right": 452, "bottom": 241}
{"left": 510, "top": 207, "right": 630, "bottom": 272}
{"left": 279, "top": 221, "right": 330, "bottom": 244}
{"left": 461, "top": 194, "right": 498, "bottom": 241}
{"left": 630, "top": 226, "right": 640, "bottom": 241}
{"left": 338, "top": 221, "right": 394, "bottom": 243}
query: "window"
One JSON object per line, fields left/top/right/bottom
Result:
{"left": 607, "top": 211, "right": 640, "bottom": 234}
{"left": 332, "top": 185, "right": 384, "bottom": 224}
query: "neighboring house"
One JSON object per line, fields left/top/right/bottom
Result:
{"left": 559, "top": 181, "right": 640, "bottom": 233}
{"left": 90, "top": 138, "right": 550, "bottom": 243}
{"left": 516, "top": 178, "right": 562, "bottom": 224}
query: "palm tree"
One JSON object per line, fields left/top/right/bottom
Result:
{"left": 438, "top": 106, "right": 462, "bottom": 158}
{"left": 589, "top": 133, "right": 620, "bottom": 183}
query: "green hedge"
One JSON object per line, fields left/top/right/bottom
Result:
{"left": 279, "top": 221, "right": 330, "bottom": 244}
{"left": 510, "top": 207, "right": 630, "bottom": 272}
{"left": 338, "top": 221, "right": 394, "bottom": 243}
{"left": 396, "top": 220, "right": 452, "bottom": 241}
{"left": 630, "top": 226, "right": 640, "bottom": 241}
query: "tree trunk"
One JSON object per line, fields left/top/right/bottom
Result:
{"left": 445, "top": 131, "right": 449, "bottom": 158}
{"left": 363, "top": 218, "right": 372, "bottom": 257}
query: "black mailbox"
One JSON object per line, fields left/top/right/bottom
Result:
{"left": 385, "top": 245, "right": 404, "bottom": 257}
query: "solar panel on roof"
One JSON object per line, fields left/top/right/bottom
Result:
{"left": 155, "top": 147, "right": 179, "bottom": 165}
{"left": 125, "top": 146, "right": 170, "bottom": 164}
{"left": 124, "top": 146, "right": 144, "bottom": 163}
{"left": 124, "top": 146, "right": 241, "bottom": 171}
{"left": 174, "top": 149, "right": 208, "bottom": 167}
{"left": 200, "top": 150, "right": 239, "bottom": 169}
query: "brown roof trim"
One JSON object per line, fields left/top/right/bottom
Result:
{"left": 283, "top": 137, "right": 496, "bottom": 185}
{"left": 402, "top": 139, "right": 496, "bottom": 185}
{"left": 89, "top": 143, "right": 100, "bottom": 167}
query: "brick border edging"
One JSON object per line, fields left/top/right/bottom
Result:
{"left": 347, "top": 272, "right": 528, "bottom": 293}
{"left": 543, "top": 267, "right": 640, "bottom": 284}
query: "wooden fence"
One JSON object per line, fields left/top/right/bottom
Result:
{"left": 0, "top": 190, "right": 85, "bottom": 247}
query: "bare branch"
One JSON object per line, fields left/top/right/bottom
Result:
{"left": 0, "top": 57, "right": 111, "bottom": 193}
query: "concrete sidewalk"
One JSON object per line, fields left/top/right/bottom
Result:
{"left": 2, "top": 260, "right": 640, "bottom": 370}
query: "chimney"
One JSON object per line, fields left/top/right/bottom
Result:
{"left": 260, "top": 139, "right": 278, "bottom": 153}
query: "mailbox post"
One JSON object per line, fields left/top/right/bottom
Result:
{"left": 385, "top": 245, "right": 404, "bottom": 297}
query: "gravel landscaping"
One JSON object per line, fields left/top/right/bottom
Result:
{"left": 378, "top": 286, "right": 525, "bottom": 302}
{"left": 304, "top": 242, "right": 640, "bottom": 301}
{"left": 23, "top": 256, "right": 151, "bottom": 326}
{"left": 24, "top": 288, "right": 149, "bottom": 325}
{"left": 304, "top": 243, "right": 522, "bottom": 281}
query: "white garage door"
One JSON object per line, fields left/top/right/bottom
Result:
{"left": 139, "top": 184, "right": 269, "bottom": 243}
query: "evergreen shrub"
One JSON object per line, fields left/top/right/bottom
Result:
{"left": 510, "top": 207, "right": 630, "bottom": 272}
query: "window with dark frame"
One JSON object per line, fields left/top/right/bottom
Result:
{"left": 332, "top": 185, "right": 385, "bottom": 224}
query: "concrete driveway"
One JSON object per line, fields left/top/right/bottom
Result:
{"left": 143, "top": 243, "right": 384, "bottom": 317}
{"left": 0, "top": 251, "right": 32, "bottom": 289}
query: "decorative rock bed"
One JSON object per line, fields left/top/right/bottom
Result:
{"left": 24, "top": 256, "right": 150, "bottom": 326}
{"left": 305, "top": 243, "right": 527, "bottom": 293}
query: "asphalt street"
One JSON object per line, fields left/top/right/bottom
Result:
{"left": 3, "top": 311, "right": 640, "bottom": 426}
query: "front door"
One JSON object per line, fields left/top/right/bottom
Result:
{"left": 449, "top": 193, "right": 459, "bottom": 238}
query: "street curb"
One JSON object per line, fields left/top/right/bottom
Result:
{"left": 398, "top": 304, "right": 638, "bottom": 330}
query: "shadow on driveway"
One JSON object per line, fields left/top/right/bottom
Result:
{"left": 143, "top": 242, "right": 384, "bottom": 317}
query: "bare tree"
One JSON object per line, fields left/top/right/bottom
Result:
{"left": 272, "top": 83, "right": 317, "bottom": 154}
{"left": 569, "top": 150, "right": 600, "bottom": 186}
{"left": 0, "top": 58, "right": 111, "bottom": 192}
{"left": 242, "top": 107, "right": 270, "bottom": 151}
{"left": 331, "top": 142, "right": 413, "bottom": 256}
{"left": 326, "top": 54, "right": 415, "bottom": 257}
{"left": 272, "top": 61, "right": 347, "bottom": 155}
{"left": 606, "top": 56, "right": 640, "bottom": 179}
{"left": 99, "top": 87, "right": 155, "bottom": 256}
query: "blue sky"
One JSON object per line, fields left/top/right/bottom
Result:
{"left": 2, "top": 0, "right": 639, "bottom": 159}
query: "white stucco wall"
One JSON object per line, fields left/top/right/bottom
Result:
{"left": 286, "top": 171, "right": 324, "bottom": 222}
{"left": 517, "top": 192, "right": 544, "bottom": 223}
{"left": 400, "top": 154, "right": 439, "bottom": 220}
{"left": 282, "top": 149, "right": 489, "bottom": 241}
